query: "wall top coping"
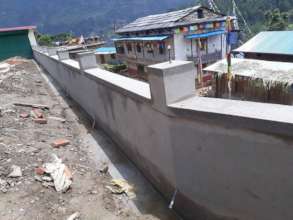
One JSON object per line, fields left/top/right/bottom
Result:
{"left": 62, "top": 59, "right": 80, "bottom": 69}
{"left": 170, "top": 95, "right": 293, "bottom": 125}
{"left": 148, "top": 60, "right": 193, "bottom": 71}
{"left": 77, "top": 51, "right": 95, "bottom": 56}
{"left": 41, "top": 50, "right": 151, "bottom": 100}
{"left": 86, "top": 68, "right": 151, "bottom": 99}
{"left": 35, "top": 49, "right": 293, "bottom": 127}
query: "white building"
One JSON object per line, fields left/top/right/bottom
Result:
{"left": 114, "top": 5, "right": 238, "bottom": 81}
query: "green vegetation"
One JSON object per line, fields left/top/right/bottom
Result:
{"left": 199, "top": 0, "right": 293, "bottom": 35}
{"left": 103, "top": 63, "right": 127, "bottom": 73}
{"left": 36, "top": 32, "right": 73, "bottom": 46}
{"left": 265, "top": 9, "right": 289, "bottom": 31}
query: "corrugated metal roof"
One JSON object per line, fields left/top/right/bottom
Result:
{"left": 116, "top": 6, "right": 225, "bottom": 33}
{"left": 185, "top": 29, "right": 225, "bottom": 39}
{"left": 204, "top": 58, "right": 293, "bottom": 84}
{"left": 234, "top": 31, "right": 293, "bottom": 55}
{"left": 113, "top": 35, "right": 169, "bottom": 41}
{"left": 0, "top": 26, "right": 36, "bottom": 33}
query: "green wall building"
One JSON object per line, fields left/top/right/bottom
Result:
{"left": 0, "top": 26, "right": 37, "bottom": 61}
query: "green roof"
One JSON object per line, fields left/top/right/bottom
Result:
{"left": 234, "top": 31, "right": 293, "bottom": 55}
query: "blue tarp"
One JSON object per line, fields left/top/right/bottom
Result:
{"left": 113, "top": 35, "right": 169, "bottom": 41}
{"left": 96, "top": 47, "right": 116, "bottom": 54}
{"left": 227, "top": 32, "right": 238, "bottom": 45}
{"left": 185, "top": 30, "right": 226, "bottom": 39}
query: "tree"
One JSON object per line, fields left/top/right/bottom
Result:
{"left": 37, "top": 34, "right": 53, "bottom": 46}
{"left": 265, "top": 8, "right": 289, "bottom": 31}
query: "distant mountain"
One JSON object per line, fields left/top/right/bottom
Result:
{"left": 0, "top": 0, "right": 292, "bottom": 38}
{"left": 0, "top": 0, "right": 195, "bottom": 36}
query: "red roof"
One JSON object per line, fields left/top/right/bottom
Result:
{"left": 0, "top": 26, "right": 36, "bottom": 33}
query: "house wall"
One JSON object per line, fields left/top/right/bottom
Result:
{"left": 0, "top": 30, "right": 33, "bottom": 61}
{"left": 116, "top": 39, "right": 174, "bottom": 77}
{"left": 95, "top": 54, "right": 116, "bottom": 65}
{"left": 173, "top": 33, "right": 187, "bottom": 61}
{"left": 34, "top": 49, "right": 293, "bottom": 220}
{"left": 208, "top": 34, "right": 225, "bottom": 56}
{"left": 28, "top": 29, "right": 37, "bottom": 47}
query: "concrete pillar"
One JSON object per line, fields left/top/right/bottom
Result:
{"left": 47, "top": 47, "right": 58, "bottom": 56}
{"left": 147, "top": 60, "right": 196, "bottom": 111}
{"left": 57, "top": 50, "right": 70, "bottom": 60}
{"left": 40, "top": 47, "right": 48, "bottom": 54}
{"left": 77, "top": 51, "right": 98, "bottom": 71}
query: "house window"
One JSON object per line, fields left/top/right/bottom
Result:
{"left": 117, "top": 45, "right": 125, "bottom": 54}
{"left": 199, "top": 38, "right": 207, "bottom": 51}
{"left": 127, "top": 43, "right": 132, "bottom": 52}
{"left": 145, "top": 43, "right": 154, "bottom": 54}
{"left": 110, "top": 54, "right": 116, "bottom": 59}
{"left": 159, "top": 42, "right": 165, "bottom": 55}
{"left": 100, "top": 55, "right": 105, "bottom": 64}
{"left": 136, "top": 43, "right": 142, "bottom": 53}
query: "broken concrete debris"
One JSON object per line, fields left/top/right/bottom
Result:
{"left": 19, "top": 112, "right": 30, "bottom": 118}
{"left": 99, "top": 163, "right": 109, "bottom": 174}
{"left": 106, "top": 179, "right": 136, "bottom": 199}
{"left": 35, "top": 154, "right": 73, "bottom": 192}
{"left": 0, "top": 63, "right": 10, "bottom": 73}
{"left": 67, "top": 212, "right": 80, "bottom": 220}
{"left": 34, "top": 118, "right": 48, "bottom": 124}
{"left": 31, "top": 108, "right": 44, "bottom": 119}
{"left": 35, "top": 167, "right": 46, "bottom": 175}
{"left": 8, "top": 165, "right": 22, "bottom": 178}
{"left": 51, "top": 139, "right": 70, "bottom": 148}
{"left": 0, "top": 178, "right": 9, "bottom": 193}
{"left": 48, "top": 116, "right": 66, "bottom": 123}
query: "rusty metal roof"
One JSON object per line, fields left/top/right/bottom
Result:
{"left": 0, "top": 26, "right": 36, "bottom": 33}
{"left": 116, "top": 6, "right": 225, "bottom": 34}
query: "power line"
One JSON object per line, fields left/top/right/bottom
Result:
{"left": 231, "top": 0, "right": 252, "bottom": 34}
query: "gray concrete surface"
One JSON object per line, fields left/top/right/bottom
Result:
{"left": 57, "top": 50, "right": 70, "bottom": 61}
{"left": 34, "top": 49, "right": 293, "bottom": 220}
{"left": 77, "top": 51, "right": 98, "bottom": 71}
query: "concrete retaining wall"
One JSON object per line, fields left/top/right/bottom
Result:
{"left": 34, "top": 49, "right": 293, "bottom": 220}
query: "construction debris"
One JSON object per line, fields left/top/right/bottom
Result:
{"left": 8, "top": 165, "right": 22, "bottom": 178}
{"left": 66, "top": 212, "right": 80, "bottom": 220}
{"left": 34, "top": 118, "right": 48, "bottom": 124}
{"left": 31, "top": 108, "right": 44, "bottom": 119}
{"left": 106, "top": 179, "right": 136, "bottom": 199}
{"left": 99, "top": 163, "right": 109, "bottom": 174}
{"left": 51, "top": 139, "right": 70, "bottom": 148}
{"left": 41, "top": 154, "right": 73, "bottom": 192}
{"left": 0, "top": 63, "right": 10, "bottom": 73}
{"left": 35, "top": 167, "right": 46, "bottom": 175}
{"left": 13, "top": 102, "right": 50, "bottom": 110}
{"left": 20, "top": 112, "right": 30, "bottom": 118}
{"left": 0, "top": 178, "right": 9, "bottom": 193}
{"left": 48, "top": 116, "right": 66, "bottom": 123}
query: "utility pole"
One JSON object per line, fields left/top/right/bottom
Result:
{"left": 196, "top": 39, "right": 203, "bottom": 87}
{"left": 226, "top": 16, "right": 233, "bottom": 99}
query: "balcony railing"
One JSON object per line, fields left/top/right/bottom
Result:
{"left": 187, "top": 51, "right": 222, "bottom": 64}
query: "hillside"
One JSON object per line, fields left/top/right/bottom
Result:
{"left": 0, "top": 0, "right": 194, "bottom": 36}
{"left": 209, "top": 0, "right": 293, "bottom": 34}
{"left": 0, "top": 0, "right": 292, "bottom": 37}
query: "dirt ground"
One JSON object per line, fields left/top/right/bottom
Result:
{"left": 0, "top": 58, "right": 178, "bottom": 220}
